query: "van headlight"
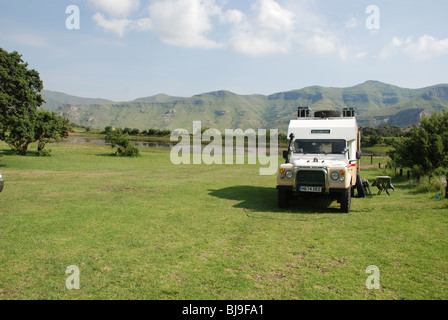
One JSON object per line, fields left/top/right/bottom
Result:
{"left": 285, "top": 170, "right": 293, "bottom": 179}
{"left": 331, "top": 171, "right": 340, "bottom": 181}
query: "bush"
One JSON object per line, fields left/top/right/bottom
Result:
{"left": 104, "top": 126, "right": 113, "bottom": 134}
{"left": 105, "top": 129, "right": 140, "bottom": 157}
{"left": 37, "top": 148, "right": 52, "bottom": 157}
{"left": 412, "top": 175, "right": 446, "bottom": 194}
{"left": 123, "top": 143, "right": 140, "bottom": 157}
{"left": 130, "top": 128, "right": 140, "bottom": 136}
{"left": 388, "top": 110, "right": 448, "bottom": 175}
{"left": 361, "top": 135, "right": 383, "bottom": 147}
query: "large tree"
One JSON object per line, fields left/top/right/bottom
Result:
{"left": 0, "top": 48, "right": 44, "bottom": 137}
{"left": 388, "top": 110, "right": 448, "bottom": 175}
{"left": 0, "top": 48, "right": 70, "bottom": 155}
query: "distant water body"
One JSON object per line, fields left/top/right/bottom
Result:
{"left": 62, "top": 135, "right": 173, "bottom": 150}
{"left": 62, "top": 135, "right": 284, "bottom": 155}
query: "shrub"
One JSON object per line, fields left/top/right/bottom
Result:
{"left": 412, "top": 175, "right": 446, "bottom": 194}
{"left": 123, "top": 143, "right": 140, "bottom": 157}
{"left": 388, "top": 110, "right": 448, "bottom": 175}
{"left": 105, "top": 129, "right": 140, "bottom": 157}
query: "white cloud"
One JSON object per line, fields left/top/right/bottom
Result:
{"left": 224, "top": 0, "right": 364, "bottom": 59}
{"left": 88, "top": 0, "right": 140, "bottom": 18}
{"left": 381, "top": 35, "right": 448, "bottom": 60}
{"left": 304, "top": 33, "right": 366, "bottom": 61}
{"left": 404, "top": 35, "right": 448, "bottom": 60}
{"left": 87, "top": 0, "right": 368, "bottom": 59}
{"left": 92, "top": 13, "right": 132, "bottom": 37}
{"left": 254, "top": 0, "right": 295, "bottom": 33}
{"left": 226, "top": 0, "right": 297, "bottom": 56}
{"left": 338, "top": 45, "right": 367, "bottom": 61}
{"left": 221, "top": 9, "right": 245, "bottom": 25}
{"left": 89, "top": 0, "right": 151, "bottom": 37}
{"left": 304, "top": 34, "right": 337, "bottom": 55}
{"left": 345, "top": 17, "right": 358, "bottom": 29}
{"left": 231, "top": 33, "right": 291, "bottom": 56}
{"left": 92, "top": 13, "right": 151, "bottom": 37}
{"left": 148, "top": 0, "right": 224, "bottom": 49}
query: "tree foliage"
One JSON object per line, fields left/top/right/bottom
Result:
{"left": 4, "top": 108, "right": 37, "bottom": 155}
{"left": 34, "top": 110, "right": 71, "bottom": 156}
{"left": 105, "top": 129, "right": 140, "bottom": 157}
{"left": 361, "top": 125, "right": 402, "bottom": 137}
{"left": 388, "top": 111, "right": 448, "bottom": 175}
{"left": 0, "top": 48, "right": 70, "bottom": 155}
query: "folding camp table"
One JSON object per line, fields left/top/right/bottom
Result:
{"left": 372, "top": 176, "right": 394, "bottom": 195}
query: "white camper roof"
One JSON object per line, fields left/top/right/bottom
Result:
{"left": 287, "top": 118, "right": 358, "bottom": 141}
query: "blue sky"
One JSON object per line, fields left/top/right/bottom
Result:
{"left": 1, "top": 0, "right": 447, "bottom": 101}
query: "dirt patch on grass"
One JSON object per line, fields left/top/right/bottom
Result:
{"left": 98, "top": 185, "right": 162, "bottom": 195}
{"left": 249, "top": 272, "right": 286, "bottom": 281}
{"left": 100, "top": 185, "right": 139, "bottom": 193}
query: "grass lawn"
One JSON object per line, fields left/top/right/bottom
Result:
{"left": 0, "top": 141, "right": 447, "bottom": 300}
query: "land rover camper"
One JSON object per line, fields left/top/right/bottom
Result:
{"left": 277, "top": 107, "right": 365, "bottom": 213}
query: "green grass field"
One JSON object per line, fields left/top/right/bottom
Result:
{"left": 0, "top": 141, "right": 447, "bottom": 300}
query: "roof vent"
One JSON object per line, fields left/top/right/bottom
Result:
{"left": 343, "top": 108, "right": 355, "bottom": 117}
{"left": 298, "top": 107, "right": 311, "bottom": 118}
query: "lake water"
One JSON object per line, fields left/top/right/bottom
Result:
{"left": 63, "top": 135, "right": 173, "bottom": 150}
{"left": 62, "top": 135, "right": 285, "bottom": 155}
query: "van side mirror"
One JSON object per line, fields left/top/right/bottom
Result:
{"left": 356, "top": 150, "right": 362, "bottom": 160}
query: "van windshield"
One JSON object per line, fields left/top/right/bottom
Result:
{"left": 294, "top": 139, "right": 347, "bottom": 155}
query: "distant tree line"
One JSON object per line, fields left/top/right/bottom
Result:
{"left": 360, "top": 125, "right": 402, "bottom": 147}
{"left": 104, "top": 126, "right": 171, "bottom": 137}
{"left": 0, "top": 48, "right": 70, "bottom": 156}
{"left": 361, "top": 125, "right": 403, "bottom": 137}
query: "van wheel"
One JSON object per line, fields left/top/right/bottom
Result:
{"left": 278, "top": 189, "right": 290, "bottom": 208}
{"left": 356, "top": 173, "right": 366, "bottom": 198}
{"left": 340, "top": 188, "right": 351, "bottom": 213}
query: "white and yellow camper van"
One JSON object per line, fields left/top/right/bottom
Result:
{"left": 277, "top": 108, "right": 364, "bottom": 213}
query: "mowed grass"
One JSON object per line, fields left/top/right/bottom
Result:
{"left": 0, "top": 141, "right": 447, "bottom": 300}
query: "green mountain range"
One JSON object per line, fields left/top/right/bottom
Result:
{"left": 43, "top": 81, "right": 448, "bottom": 132}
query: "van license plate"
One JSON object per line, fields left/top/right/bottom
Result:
{"left": 299, "top": 186, "right": 322, "bottom": 193}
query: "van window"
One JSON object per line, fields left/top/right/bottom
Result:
{"left": 294, "top": 139, "right": 346, "bottom": 154}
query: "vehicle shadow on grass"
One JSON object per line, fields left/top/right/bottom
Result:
{"left": 208, "top": 186, "right": 344, "bottom": 215}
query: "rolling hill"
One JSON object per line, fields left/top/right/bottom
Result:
{"left": 42, "top": 81, "right": 448, "bottom": 132}
{"left": 42, "top": 90, "right": 112, "bottom": 110}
